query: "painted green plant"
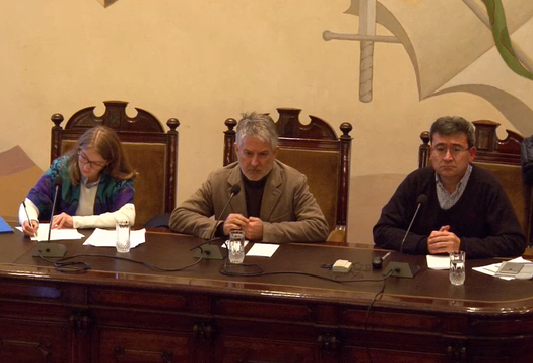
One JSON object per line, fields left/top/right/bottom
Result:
{"left": 482, "top": 0, "right": 533, "bottom": 80}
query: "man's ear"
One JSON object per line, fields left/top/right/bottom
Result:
{"left": 469, "top": 146, "right": 476, "bottom": 162}
{"left": 273, "top": 145, "right": 280, "bottom": 158}
{"left": 233, "top": 142, "right": 238, "bottom": 154}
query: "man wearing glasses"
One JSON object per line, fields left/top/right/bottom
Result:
{"left": 373, "top": 116, "right": 526, "bottom": 258}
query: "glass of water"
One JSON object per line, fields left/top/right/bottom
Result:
{"left": 116, "top": 220, "right": 131, "bottom": 253}
{"left": 449, "top": 250, "right": 466, "bottom": 286}
{"left": 228, "top": 229, "right": 245, "bottom": 263}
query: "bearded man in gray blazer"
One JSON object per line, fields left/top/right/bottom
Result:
{"left": 169, "top": 112, "right": 329, "bottom": 243}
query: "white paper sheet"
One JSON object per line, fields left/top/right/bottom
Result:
{"left": 83, "top": 228, "right": 146, "bottom": 248}
{"left": 472, "top": 256, "right": 532, "bottom": 280}
{"left": 472, "top": 262, "right": 501, "bottom": 276}
{"left": 246, "top": 243, "right": 279, "bottom": 257}
{"left": 16, "top": 223, "right": 84, "bottom": 241}
{"left": 426, "top": 254, "right": 450, "bottom": 270}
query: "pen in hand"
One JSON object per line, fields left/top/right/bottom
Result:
{"left": 22, "top": 201, "right": 36, "bottom": 237}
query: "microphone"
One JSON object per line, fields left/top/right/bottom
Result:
{"left": 383, "top": 194, "right": 427, "bottom": 278}
{"left": 210, "top": 184, "right": 241, "bottom": 240}
{"left": 192, "top": 184, "right": 241, "bottom": 260}
{"left": 48, "top": 176, "right": 63, "bottom": 241}
{"left": 32, "top": 176, "right": 67, "bottom": 258}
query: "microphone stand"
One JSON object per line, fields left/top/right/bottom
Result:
{"left": 191, "top": 238, "right": 225, "bottom": 260}
{"left": 383, "top": 197, "right": 425, "bottom": 279}
{"left": 32, "top": 179, "right": 67, "bottom": 258}
{"left": 192, "top": 185, "right": 240, "bottom": 260}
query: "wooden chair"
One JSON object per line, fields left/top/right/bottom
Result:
{"left": 419, "top": 120, "right": 533, "bottom": 246}
{"left": 50, "top": 100, "right": 180, "bottom": 227}
{"left": 223, "top": 108, "right": 352, "bottom": 242}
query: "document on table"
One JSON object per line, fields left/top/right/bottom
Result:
{"left": 426, "top": 254, "right": 450, "bottom": 269}
{"left": 246, "top": 243, "right": 279, "bottom": 257}
{"left": 16, "top": 223, "right": 84, "bottom": 241}
{"left": 83, "top": 228, "right": 146, "bottom": 248}
{"left": 473, "top": 256, "right": 533, "bottom": 280}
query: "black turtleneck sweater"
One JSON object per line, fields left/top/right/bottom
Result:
{"left": 215, "top": 172, "right": 269, "bottom": 237}
{"left": 242, "top": 172, "right": 269, "bottom": 217}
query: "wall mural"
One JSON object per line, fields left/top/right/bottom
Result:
{"left": 324, "top": 0, "right": 533, "bottom": 134}
{"left": 96, "top": 0, "right": 119, "bottom": 8}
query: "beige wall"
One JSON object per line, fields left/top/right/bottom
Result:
{"left": 1, "top": 0, "right": 531, "bottom": 243}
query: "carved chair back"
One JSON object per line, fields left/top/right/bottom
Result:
{"left": 50, "top": 101, "right": 179, "bottom": 227}
{"left": 419, "top": 120, "right": 532, "bottom": 245}
{"left": 223, "top": 108, "right": 352, "bottom": 242}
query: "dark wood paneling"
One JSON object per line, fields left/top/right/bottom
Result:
{"left": 0, "top": 226, "right": 532, "bottom": 362}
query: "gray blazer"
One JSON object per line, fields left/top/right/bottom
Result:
{"left": 169, "top": 160, "right": 329, "bottom": 242}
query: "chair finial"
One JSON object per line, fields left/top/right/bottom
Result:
{"left": 340, "top": 122, "right": 352, "bottom": 137}
{"left": 420, "top": 131, "right": 430, "bottom": 145}
{"left": 51, "top": 113, "right": 64, "bottom": 128}
{"left": 224, "top": 118, "right": 237, "bottom": 131}
{"left": 167, "top": 118, "right": 180, "bottom": 131}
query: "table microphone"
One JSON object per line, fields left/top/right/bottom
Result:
{"left": 32, "top": 176, "right": 67, "bottom": 258}
{"left": 383, "top": 194, "right": 427, "bottom": 278}
{"left": 191, "top": 184, "right": 241, "bottom": 260}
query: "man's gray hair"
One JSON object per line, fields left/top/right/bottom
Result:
{"left": 236, "top": 112, "right": 279, "bottom": 149}
{"left": 429, "top": 116, "right": 475, "bottom": 148}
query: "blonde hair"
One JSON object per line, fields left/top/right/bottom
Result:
{"left": 67, "top": 126, "right": 137, "bottom": 184}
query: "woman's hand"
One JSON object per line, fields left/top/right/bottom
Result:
{"left": 52, "top": 213, "right": 74, "bottom": 229}
{"left": 22, "top": 220, "right": 39, "bottom": 237}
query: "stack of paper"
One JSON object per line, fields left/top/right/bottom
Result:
{"left": 83, "top": 228, "right": 146, "bottom": 248}
{"left": 426, "top": 255, "right": 450, "bottom": 270}
{"left": 16, "top": 223, "right": 84, "bottom": 241}
{"left": 473, "top": 257, "right": 533, "bottom": 280}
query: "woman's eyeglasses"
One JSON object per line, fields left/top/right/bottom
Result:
{"left": 78, "top": 150, "right": 106, "bottom": 169}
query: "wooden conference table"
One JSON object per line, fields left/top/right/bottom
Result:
{"left": 0, "top": 221, "right": 532, "bottom": 363}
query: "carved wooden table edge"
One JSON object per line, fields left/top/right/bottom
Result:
{"left": 1, "top": 258, "right": 532, "bottom": 318}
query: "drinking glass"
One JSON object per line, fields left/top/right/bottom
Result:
{"left": 449, "top": 250, "right": 466, "bottom": 286}
{"left": 228, "top": 230, "right": 245, "bottom": 263}
{"left": 116, "top": 220, "right": 131, "bottom": 253}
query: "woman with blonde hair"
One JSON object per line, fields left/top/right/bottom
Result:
{"left": 19, "top": 125, "right": 136, "bottom": 236}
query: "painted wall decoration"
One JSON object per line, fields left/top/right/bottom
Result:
{"left": 481, "top": 0, "right": 533, "bottom": 80}
{"left": 324, "top": 0, "right": 533, "bottom": 135}
{"left": 96, "top": 0, "right": 119, "bottom": 8}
